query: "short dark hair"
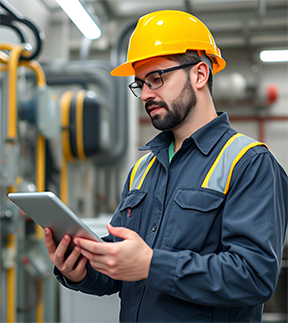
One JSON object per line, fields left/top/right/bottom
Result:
{"left": 163, "top": 50, "right": 213, "bottom": 97}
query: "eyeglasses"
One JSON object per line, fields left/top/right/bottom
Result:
{"left": 128, "top": 62, "right": 200, "bottom": 98}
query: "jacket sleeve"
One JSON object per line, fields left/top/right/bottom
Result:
{"left": 145, "top": 149, "right": 288, "bottom": 306}
{"left": 54, "top": 263, "right": 122, "bottom": 296}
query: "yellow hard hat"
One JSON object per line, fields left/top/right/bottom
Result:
{"left": 111, "top": 10, "right": 226, "bottom": 77}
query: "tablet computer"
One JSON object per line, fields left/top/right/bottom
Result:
{"left": 8, "top": 191, "right": 104, "bottom": 258}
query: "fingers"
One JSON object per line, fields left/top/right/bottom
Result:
{"left": 54, "top": 237, "right": 88, "bottom": 282}
{"left": 53, "top": 235, "right": 81, "bottom": 269}
{"left": 73, "top": 225, "right": 134, "bottom": 256}
{"left": 74, "top": 237, "right": 106, "bottom": 255}
{"left": 77, "top": 248, "right": 116, "bottom": 278}
{"left": 45, "top": 229, "right": 77, "bottom": 268}
{"left": 72, "top": 255, "right": 88, "bottom": 276}
{"left": 57, "top": 250, "right": 88, "bottom": 283}
{"left": 64, "top": 251, "right": 87, "bottom": 276}
{"left": 44, "top": 227, "right": 88, "bottom": 283}
{"left": 53, "top": 234, "right": 71, "bottom": 262}
{"left": 75, "top": 245, "right": 103, "bottom": 261}
{"left": 45, "top": 227, "right": 56, "bottom": 261}
{"left": 107, "top": 224, "right": 134, "bottom": 240}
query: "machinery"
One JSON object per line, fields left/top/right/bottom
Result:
{"left": 0, "top": 2, "right": 132, "bottom": 321}
{"left": 0, "top": 1, "right": 287, "bottom": 322}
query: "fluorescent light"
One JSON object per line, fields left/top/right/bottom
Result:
{"left": 260, "top": 50, "right": 288, "bottom": 62}
{"left": 56, "top": 0, "right": 101, "bottom": 40}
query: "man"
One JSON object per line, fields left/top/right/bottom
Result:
{"left": 45, "top": 10, "right": 288, "bottom": 322}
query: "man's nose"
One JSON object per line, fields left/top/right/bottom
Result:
{"left": 141, "top": 83, "right": 157, "bottom": 102}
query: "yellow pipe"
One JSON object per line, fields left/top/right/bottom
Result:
{"left": 21, "top": 59, "right": 47, "bottom": 222}
{"left": 0, "top": 65, "right": 8, "bottom": 72}
{"left": 36, "top": 134, "right": 45, "bottom": 235}
{"left": 0, "top": 43, "right": 30, "bottom": 57}
{"left": 0, "top": 44, "right": 16, "bottom": 137}
{"left": 6, "top": 188, "right": 16, "bottom": 323}
{"left": 0, "top": 50, "right": 9, "bottom": 65}
{"left": 35, "top": 134, "right": 45, "bottom": 322}
{"left": 76, "top": 90, "right": 86, "bottom": 160}
{"left": 61, "top": 157, "right": 68, "bottom": 205}
{"left": 1, "top": 43, "right": 46, "bottom": 322}
{"left": 60, "top": 91, "right": 75, "bottom": 204}
{"left": 36, "top": 282, "right": 43, "bottom": 323}
{"left": 0, "top": 42, "right": 16, "bottom": 51}
{"left": 6, "top": 234, "right": 16, "bottom": 323}
{"left": 7, "top": 44, "right": 25, "bottom": 140}
{"left": 28, "top": 57, "right": 47, "bottom": 323}
{"left": 61, "top": 91, "right": 75, "bottom": 161}
{"left": 19, "top": 60, "right": 46, "bottom": 87}
{"left": 0, "top": 45, "right": 13, "bottom": 74}
{"left": 0, "top": 43, "right": 32, "bottom": 140}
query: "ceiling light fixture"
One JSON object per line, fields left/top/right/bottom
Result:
{"left": 55, "top": 0, "right": 101, "bottom": 40}
{"left": 260, "top": 49, "right": 288, "bottom": 62}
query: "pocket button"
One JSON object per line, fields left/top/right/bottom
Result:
{"left": 152, "top": 225, "right": 157, "bottom": 232}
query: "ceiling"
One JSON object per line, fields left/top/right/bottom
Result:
{"left": 38, "top": 0, "right": 288, "bottom": 50}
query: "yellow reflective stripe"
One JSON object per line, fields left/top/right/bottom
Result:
{"left": 223, "top": 142, "right": 268, "bottom": 194}
{"left": 76, "top": 90, "right": 86, "bottom": 160}
{"left": 129, "top": 153, "right": 149, "bottom": 190}
{"left": 202, "top": 133, "right": 243, "bottom": 188}
{"left": 137, "top": 155, "right": 157, "bottom": 189}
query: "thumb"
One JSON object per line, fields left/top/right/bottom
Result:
{"left": 107, "top": 224, "right": 134, "bottom": 240}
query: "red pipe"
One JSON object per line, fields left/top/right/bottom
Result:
{"left": 229, "top": 116, "right": 288, "bottom": 142}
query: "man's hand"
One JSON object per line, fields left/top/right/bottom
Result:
{"left": 44, "top": 227, "right": 88, "bottom": 283}
{"left": 74, "top": 224, "right": 153, "bottom": 281}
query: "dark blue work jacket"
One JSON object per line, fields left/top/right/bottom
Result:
{"left": 56, "top": 112, "right": 288, "bottom": 322}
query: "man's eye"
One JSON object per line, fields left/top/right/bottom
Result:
{"left": 147, "top": 74, "right": 161, "bottom": 85}
{"left": 152, "top": 76, "right": 161, "bottom": 82}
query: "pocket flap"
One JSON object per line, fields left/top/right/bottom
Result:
{"left": 174, "top": 188, "right": 224, "bottom": 212}
{"left": 120, "top": 191, "right": 147, "bottom": 211}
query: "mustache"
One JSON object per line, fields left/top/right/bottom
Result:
{"left": 145, "top": 100, "right": 169, "bottom": 112}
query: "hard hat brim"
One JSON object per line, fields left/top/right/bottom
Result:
{"left": 111, "top": 53, "right": 226, "bottom": 77}
{"left": 111, "top": 61, "right": 135, "bottom": 77}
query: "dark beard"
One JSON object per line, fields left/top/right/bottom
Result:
{"left": 146, "top": 77, "right": 197, "bottom": 131}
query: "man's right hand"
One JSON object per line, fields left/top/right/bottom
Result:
{"left": 44, "top": 227, "right": 88, "bottom": 283}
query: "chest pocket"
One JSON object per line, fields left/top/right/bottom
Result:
{"left": 119, "top": 191, "right": 147, "bottom": 233}
{"left": 164, "top": 188, "right": 225, "bottom": 251}
{"left": 164, "top": 133, "right": 268, "bottom": 251}
{"left": 119, "top": 152, "right": 155, "bottom": 234}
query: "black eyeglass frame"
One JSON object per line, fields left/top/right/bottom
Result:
{"left": 128, "top": 61, "right": 200, "bottom": 98}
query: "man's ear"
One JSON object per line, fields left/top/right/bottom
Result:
{"left": 194, "top": 62, "right": 210, "bottom": 90}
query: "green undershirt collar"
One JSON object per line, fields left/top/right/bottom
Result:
{"left": 168, "top": 141, "right": 175, "bottom": 163}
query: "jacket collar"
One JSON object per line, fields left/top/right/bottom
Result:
{"left": 191, "top": 112, "right": 231, "bottom": 155}
{"left": 139, "top": 112, "right": 231, "bottom": 156}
